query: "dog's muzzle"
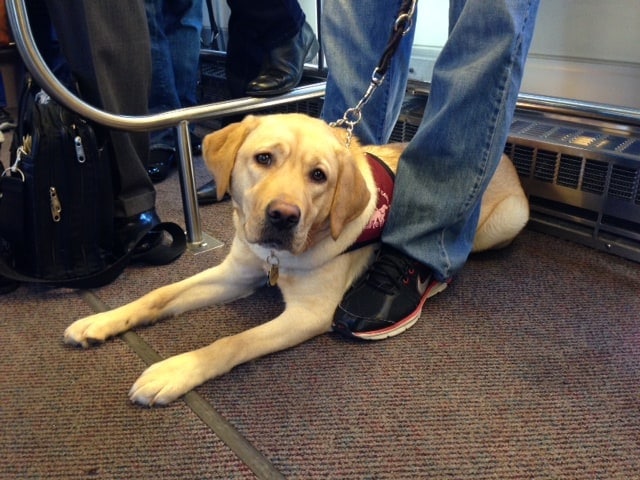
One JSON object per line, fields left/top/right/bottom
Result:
{"left": 267, "top": 200, "right": 300, "bottom": 230}
{"left": 259, "top": 200, "right": 301, "bottom": 250}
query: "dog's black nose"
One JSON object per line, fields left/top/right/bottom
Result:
{"left": 267, "top": 201, "right": 301, "bottom": 230}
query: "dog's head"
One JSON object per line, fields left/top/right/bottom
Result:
{"left": 202, "top": 114, "right": 372, "bottom": 255}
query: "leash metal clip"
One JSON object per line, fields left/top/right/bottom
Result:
{"left": 331, "top": 0, "right": 418, "bottom": 147}
{"left": 395, "top": 0, "right": 417, "bottom": 35}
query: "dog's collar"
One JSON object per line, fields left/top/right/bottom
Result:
{"left": 348, "top": 152, "right": 395, "bottom": 251}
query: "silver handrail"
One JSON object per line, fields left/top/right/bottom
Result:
{"left": 6, "top": 0, "right": 326, "bottom": 251}
{"left": 517, "top": 93, "right": 640, "bottom": 128}
{"left": 407, "top": 83, "right": 640, "bottom": 129}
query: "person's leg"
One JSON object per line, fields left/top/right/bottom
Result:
{"left": 196, "top": 0, "right": 310, "bottom": 203}
{"left": 225, "top": 0, "right": 304, "bottom": 96}
{"left": 144, "top": 0, "right": 202, "bottom": 182}
{"left": 145, "top": 0, "right": 180, "bottom": 155}
{"left": 42, "top": 0, "right": 155, "bottom": 220}
{"left": 320, "top": 0, "right": 415, "bottom": 145}
{"left": 226, "top": 0, "right": 315, "bottom": 97}
{"left": 384, "top": 0, "right": 539, "bottom": 280}
{"left": 25, "top": 0, "right": 74, "bottom": 88}
{"left": 146, "top": 0, "right": 182, "bottom": 120}
{"left": 332, "top": 0, "right": 540, "bottom": 339}
{"left": 0, "top": 73, "right": 15, "bottom": 132}
{"left": 229, "top": 0, "right": 304, "bottom": 49}
{"left": 0, "top": 72, "right": 7, "bottom": 107}
{"left": 167, "top": 0, "right": 203, "bottom": 109}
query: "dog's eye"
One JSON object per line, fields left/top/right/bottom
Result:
{"left": 255, "top": 153, "right": 273, "bottom": 166}
{"left": 310, "top": 168, "right": 327, "bottom": 183}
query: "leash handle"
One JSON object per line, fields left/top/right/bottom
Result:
{"left": 330, "top": 0, "right": 417, "bottom": 147}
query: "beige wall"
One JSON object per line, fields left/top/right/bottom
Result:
{"left": 409, "top": 0, "right": 640, "bottom": 109}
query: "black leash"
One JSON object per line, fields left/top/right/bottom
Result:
{"left": 331, "top": 0, "right": 417, "bottom": 146}
{"left": 378, "top": 0, "right": 417, "bottom": 78}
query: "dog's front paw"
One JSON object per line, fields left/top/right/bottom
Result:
{"left": 129, "top": 352, "right": 205, "bottom": 406}
{"left": 64, "top": 313, "right": 115, "bottom": 348}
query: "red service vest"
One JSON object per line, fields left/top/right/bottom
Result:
{"left": 349, "top": 152, "right": 395, "bottom": 250}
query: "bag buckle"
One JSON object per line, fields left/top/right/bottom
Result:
{"left": 1, "top": 145, "right": 28, "bottom": 182}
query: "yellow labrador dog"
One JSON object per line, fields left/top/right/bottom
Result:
{"left": 64, "top": 113, "right": 528, "bottom": 406}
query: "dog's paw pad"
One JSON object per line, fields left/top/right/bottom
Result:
{"left": 63, "top": 316, "right": 111, "bottom": 347}
{"left": 129, "top": 354, "right": 202, "bottom": 406}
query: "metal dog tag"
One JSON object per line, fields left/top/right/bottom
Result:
{"left": 266, "top": 251, "right": 279, "bottom": 286}
{"left": 268, "top": 264, "right": 279, "bottom": 287}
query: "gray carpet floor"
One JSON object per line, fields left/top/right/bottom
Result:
{"left": 1, "top": 125, "right": 640, "bottom": 479}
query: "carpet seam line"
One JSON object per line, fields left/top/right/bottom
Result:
{"left": 77, "top": 289, "right": 286, "bottom": 480}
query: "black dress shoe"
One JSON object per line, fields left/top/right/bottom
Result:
{"left": 147, "top": 147, "right": 175, "bottom": 183}
{"left": 197, "top": 179, "right": 230, "bottom": 205}
{"left": 245, "top": 22, "right": 319, "bottom": 97}
{"left": 114, "top": 208, "right": 162, "bottom": 254}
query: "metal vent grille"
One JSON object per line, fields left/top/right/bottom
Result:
{"left": 390, "top": 121, "right": 419, "bottom": 143}
{"left": 533, "top": 149, "right": 558, "bottom": 182}
{"left": 556, "top": 154, "right": 581, "bottom": 188}
{"left": 266, "top": 96, "right": 324, "bottom": 117}
{"left": 582, "top": 159, "right": 609, "bottom": 194}
{"left": 504, "top": 113, "right": 640, "bottom": 262}
{"left": 394, "top": 96, "right": 640, "bottom": 262}
{"left": 512, "top": 145, "right": 534, "bottom": 176}
{"left": 610, "top": 165, "right": 639, "bottom": 201}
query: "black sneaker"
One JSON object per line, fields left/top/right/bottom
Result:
{"left": 333, "top": 246, "right": 448, "bottom": 340}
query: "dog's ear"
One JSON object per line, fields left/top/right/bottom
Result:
{"left": 329, "top": 151, "right": 371, "bottom": 240}
{"left": 202, "top": 117, "right": 256, "bottom": 200}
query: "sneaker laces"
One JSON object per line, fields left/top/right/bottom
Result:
{"left": 364, "top": 248, "right": 417, "bottom": 295}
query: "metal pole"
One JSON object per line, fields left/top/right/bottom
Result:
{"left": 6, "top": 0, "right": 326, "bottom": 251}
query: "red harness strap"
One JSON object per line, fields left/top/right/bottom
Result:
{"left": 349, "top": 152, "right": 395, "bottom": 250}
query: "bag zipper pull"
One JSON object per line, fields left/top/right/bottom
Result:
{"left": 72, "top": 125, "right": 86, "bottom": 163}
{"left": 50, "top": 186, "right": 62, "bottom": 222}
{"left": 74, "top": 135, "right": 86, "bottom": 163}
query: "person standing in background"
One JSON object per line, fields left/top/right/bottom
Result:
{"left": 196, "top": 0, "right": 318, "bottom": 203}
{"left": 225, "top": 0, "right": 317, "bottom": 97}
{"left": 0, "top": 73, "right": 16, "bottom": 133}
{"left": 144, "top": 0, "right": 204, "bottom": 183}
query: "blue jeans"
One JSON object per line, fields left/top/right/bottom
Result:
{"left": 145, "top": 0, "right": 203, "bottom": 149}
{"left": 0, "top": 73, "right": 6, "bottom": 107}
{"left": 321, "top": 0, "right": 539, "bottom": 280}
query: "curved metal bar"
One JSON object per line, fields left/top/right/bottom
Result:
{"left": 517, "top": 93, "right": 640, "bottom": 129}
{"left": 7, "top": 0, "right": 325, "bottom": 131}
{"left": 6, "top": 0, "right": 325, "bottom": 251}
{"left": 407, "top": 84, "right": 640, "bottom": 129}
